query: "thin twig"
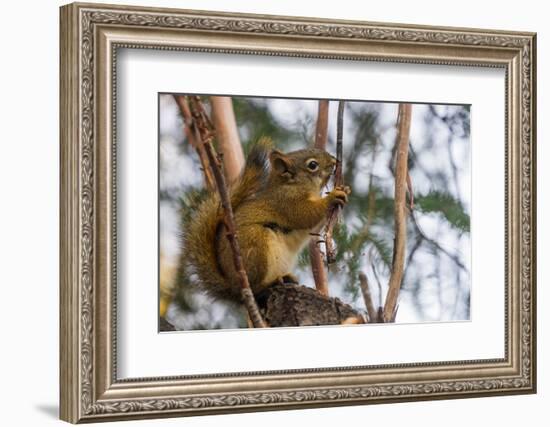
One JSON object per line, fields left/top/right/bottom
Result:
{"left": 366, "top": 249, "right": 385, "bottom": 321}
{"left": 406, "top": 171, "right": 415, "bottom": 210}
{"left": 401, "top": 235, "right": 423, "bottom": 288}
{"left": 349, "top": 137, "right": 379, "bottom": 254}
{"left": 410, "top": 211, "right": 467, "bottom": 271}
{"left": 428, "top": 105, "right": 463, "bottom": 204}
{"left": 188, "top": 96, "right": 266, "bottom": 328}
{"left": 382, "top": 104, "right": 412, "bottom": 322}
{"left": 173, "top": 95, "right": 216, "bottom": 191}
{"left": 325, "top": 100, "right": 345, "bottom": 264}
{"left": 359, "top": 272, "right": 379, "bottom": 323}
{"left": 308, "top": 99, "right": 330, "bottom": 296}
{"left": 368, "top": 247, "right": 384, "bottom": 308}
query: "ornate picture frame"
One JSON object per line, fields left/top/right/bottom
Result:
{"left": 60, "top": 2, "right": 536, "bottom": 423}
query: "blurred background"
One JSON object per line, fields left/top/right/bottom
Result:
{"left": 159, "top": 95, "right": 471, "bottom": 330}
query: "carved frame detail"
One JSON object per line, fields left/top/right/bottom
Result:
{"left": 60, "top": 2, "right": 536, "bottom": 423}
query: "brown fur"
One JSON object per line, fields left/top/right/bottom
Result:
{"left": 183, "top": 137, "right": 350, "bottom": 302}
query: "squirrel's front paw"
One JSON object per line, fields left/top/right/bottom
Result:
{"left": 327, "top": 185, "right": 351, "bottom": 208}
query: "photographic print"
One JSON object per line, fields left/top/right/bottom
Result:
{"left": 60, "top": 4, "right": 535, "bottom": 421}
{"left": 159, "top": 94, "right": 471, "bottom": 331}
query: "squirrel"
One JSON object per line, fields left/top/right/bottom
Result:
{"left": 183, "top": 136, "right": 351, "bottom": 303}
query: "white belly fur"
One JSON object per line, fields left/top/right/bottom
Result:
{"left": 263, "top": 229, "right": 310, "bottom": 285}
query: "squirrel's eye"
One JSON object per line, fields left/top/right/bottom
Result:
{"left": 306, "top": 160, "right": 319, "bottom": 171}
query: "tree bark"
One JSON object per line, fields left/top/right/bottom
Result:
{"left": 257, "top": 283, "right": 364, "bottom": 327}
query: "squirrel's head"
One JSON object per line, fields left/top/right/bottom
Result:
{"left": 269, "top": 148, "right": 337, "bottom": 192}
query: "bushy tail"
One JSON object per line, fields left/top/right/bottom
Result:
{"left": 229, "top": 136, "right": 272, "bottom": 207}
{"left": 182, "top": 137, "right": 272, "bottom": 301}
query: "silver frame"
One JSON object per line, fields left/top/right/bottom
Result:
{"left": 60, "top": 2, "right": 536, "bottom": 423}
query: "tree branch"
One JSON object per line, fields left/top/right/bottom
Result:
{"left": 210, "top": 96, "right": 245, "bottom": 184}
{"left": 309, "top": 99, "right": 330, "bottom": 296}
{"left": 314, "top": 99, "right": 330, "bottom": 148}
{"left": 383, "top": 103, "right": 412, "bottom": 322}
{"left": 359, "top": 272, "right": 379, "bottom": 323}
{"left": 188, "top": 96, "right": 266, "bottom": 328}
{"left": 325, "top": 100, "right": 345, "bottom": 264}
{"left": 258, "top": 283, "right": 364, "bottom": 327}
{"left": 173, "top": 95, "right": 216, "bottom": 191}
{"left": 309, "top": 239, "right": 329, "bottom": 296}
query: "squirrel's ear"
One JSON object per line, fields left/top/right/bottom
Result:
{"left": 271, "top": 150, "right": 295, "bottom": 179}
